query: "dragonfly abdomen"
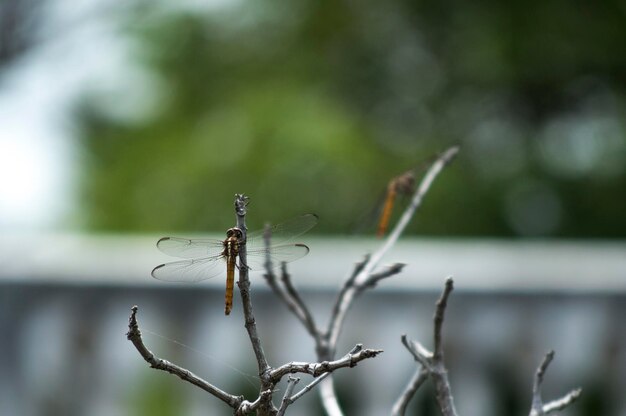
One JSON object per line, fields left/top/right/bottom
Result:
{"left": 223, "top": 233, "right": 243, "bottom": 315}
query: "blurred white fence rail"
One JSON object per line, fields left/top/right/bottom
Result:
{"left": 1, "top": 234, "right": 625, "bottom": 292}
{"left": 0, "top": 234, "right": 625, "bottom": 416}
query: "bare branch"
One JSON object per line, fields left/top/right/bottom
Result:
{"left": 311, "top": 147, "right": 459, "bottom": 415}
{"left": 319, "top": 376, "right": 344, "bottom": 416}
{"left": 290, "top": 372, "right": 330, "bottom": 403}
{"left": 280, "top": 262, "right": 319, "bottom": 335}
{"left": 269, "top": 344, "right": 383, "bottom": 382}
{"left": 434, "top": 277, "right": 454, "bottom": 360}
{"left": 401, "top": 278, "right": 459, "bottom": 416}
{"left": 263, "top": 226, "right": 320, "bottom": 339}
{"left": 542, "top": 389, "right": 582, "bottom": 414}
{"left": 531, "top": 350, "right": 554, "bottom": 406}
{"left": 236, "top": 389, "right": 273, "bottom": 416}
{"left": 529, "top": 351, "right": 582, "bottom": 416}
{"left": 360, "top": 263, "right": 406, "bottom": 291}
{"left": 327, "top": 146, "right": 460, "bottom": 353}
{"left": 347, "top": 254, "right": 371, "bottom": 285}
{"left": 277, "top": 376, "right": 300, "bottom": 416}
{"left": 235, "top": 194, "right": 270, "bottom": 377}
{"left": 391, "top": 366, "right": 429, "bottom": 416}
{"left": 126, "top": 306, "right": 243, "bottom": 409}
{"left": 401, "top": 335, "right": 432, "bottom": 369}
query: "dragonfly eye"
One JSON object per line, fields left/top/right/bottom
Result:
{"left": 226, "top": 227, "right": 243, "bottom": 239}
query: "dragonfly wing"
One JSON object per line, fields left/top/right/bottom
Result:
{"left": 156, "top": 237, "right": 224, "bottom": 259}
{"left": 245, "top": 243, "right": 310, "bottom": 272}
{"left": 246, "top": 214, "right": 318, "bottom": 249}
{"left": 151, "top": 256, "right": 224, "bottom": 282}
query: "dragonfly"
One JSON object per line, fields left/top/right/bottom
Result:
{"left": 151, "top": 214, "right": 318, "bottom": 315}
{"left": 374, "top": 155, "right": 440, "bottom": 237}
{"left": 376, "top": 168, "right": 416, "bottom": 237}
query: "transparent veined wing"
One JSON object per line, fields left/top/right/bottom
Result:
{"left": 245, "top": 243, "right": 310, "bottom": 272}
{"left": 152, "top": 213, "right": 317, "bottom": 282}
{"left": 151, "top": 256, "right": 224, "bottom": 282}
{"left": 156, "top": 237, "right": 225, "bottom": 259}
{"left": 246, "top": 213, "right": 318, "bottom": 249}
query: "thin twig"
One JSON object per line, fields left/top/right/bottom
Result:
{"left": 327, "top": 146, "right": 459, "bottom": 353}
{"left": 250, "top": 147, "right": 458, "bottom": 415}
{"left": 401, "top": 277, "right": 459, "bottom": 416}
{"left": 401, "top": 335, "right": 432, "bottom": 369}
{"left": 235, "top": 194, "right": 270, "bottom": 378}
{"left": 262, "top": 227, "right": 321, "bottom": 339}
{"left": 542, "top": 390, "right": 582, "bottom": 414}
{"left": 433, "top": 278, "right": 453, "bottom": 360}
{"left": 391, "top": 366, "right": 429, "bottom": 416}
{"left": 269, "top": 344, "right": 383, "bottom": 381}
{"left": 529, "top": 351, "right": 582, "bottom": 416}
{"left": 319, "top": 376, "right": 344, "bottom": 416}
{"left": 280, "top": 262, "right": 320, "bottom": 336}
{"left": 359, "top": 263, "right": 406, "bottom": 291}
{"left": 290, "top": 372, "right": 331, "bottom": 403}
{"left": 315, "top": 147, "right": 458, "bottom": 416}
{"left": 277, "top": 377, "right": 300, "bottom": 416}
{"left": 126, "top": 306, "right": 243, "bottom": 409}
{"left": 234, "top": 194, "right": 277, "bottom": 416}
{"left": 262, "top": 233, "right": 310, "bottom": 331}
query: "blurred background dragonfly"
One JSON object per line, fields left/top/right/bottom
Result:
{"left": 353, "top": 157, "right": 434, "bottom": 238}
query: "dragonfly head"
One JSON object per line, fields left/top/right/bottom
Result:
{"left": 394, "top": 170, "right": 416, "bottom": 194}
{"left": 226, "top": 227, "right": 244, "bottom": 240}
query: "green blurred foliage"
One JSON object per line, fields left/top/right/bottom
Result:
{"left": 128, "top": 374, "right": 184, "bottom": 416}
{"left": 76, "top": 0, "right": 626, "bottom": 237}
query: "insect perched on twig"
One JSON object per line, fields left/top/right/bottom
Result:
{"left": 152, "top": 214, "right": 318, "bottom": 315}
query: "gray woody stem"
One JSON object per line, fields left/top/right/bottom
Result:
{"left": 269, "top": 344, "right": 383, "bottom": 381}
{"left": 277, "top": 377, "right": 300, "bottom": 416}
{"left": 262, "top": 146, "right": 460, "bottom": 416}
{"left": 320, "top": 146, "right": 460, "bottom": 415}
{"left": 529, "top": 351, "right": 582, "bottom": 416}
{"left": 327, "top": 146, "right": 459, "bottom": 353}
{"left": 391, "top": 367, "right": 428, "bottom": 416}
{"left": 235, "top": 194, "right": 271, "bottom": 378}
{"left": 129, "top": 194, "right": 383, "bottom": 415}
{"left": 400, "top": 277, "right": 459, "bottom": 416}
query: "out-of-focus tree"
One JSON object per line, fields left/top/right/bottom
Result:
{"left": 76, "top": 0, "right": 626, "bottom": 237}
{"left": 0, "top": 0, "right": 44, "bottom": 72}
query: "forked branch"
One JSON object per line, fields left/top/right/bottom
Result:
{"left": 326, "top": 146, "right": 460, "bottom": 353}
{"left": 529, "top": 351, "right": 582, "bottom": 416}
{"left": 396, "top": 279, "right": 583, "bottom": 416}
{"left": 270, "top": 344, "right": 383, "bottom": 381}
{"left": 399, "top": 277, "right": 458, "bottom": 416}
{"left": 262, "top": 146, "right": 460, "bottom": 416}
